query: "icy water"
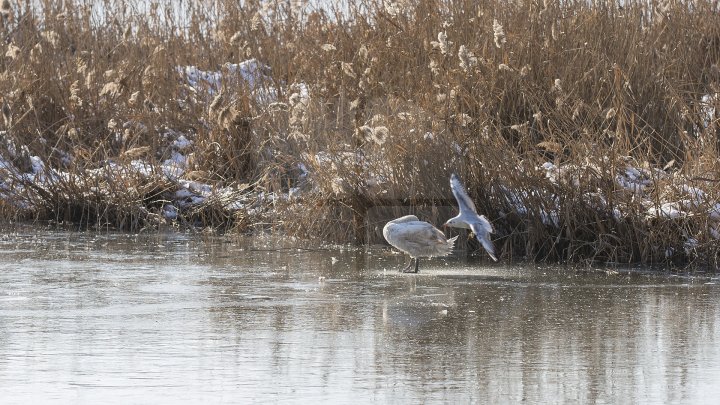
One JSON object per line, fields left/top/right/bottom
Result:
{"left": 1, "top": 231, "right": 720, "bottom": 404}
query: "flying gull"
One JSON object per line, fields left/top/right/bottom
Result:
{"left": 444, "top": 173, "right": 498, "bottom": 261}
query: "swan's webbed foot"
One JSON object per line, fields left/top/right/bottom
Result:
{"left": 402, "top": 258, "right": 419, "bottom": 273}
{"left": 399, "top": 257, "right": 413, "bottom": 273}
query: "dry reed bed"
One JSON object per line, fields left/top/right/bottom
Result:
{"left": 0, "top": 0, "right": 719, "bottom": 267}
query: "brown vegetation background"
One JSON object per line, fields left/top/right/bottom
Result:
{"left": 0, "top": 0, "right": 719, "bottom": 266}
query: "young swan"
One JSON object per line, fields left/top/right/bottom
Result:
{"left": 383, "top": 215, "right": 458, "bottom": 273}
{"left": 444, "top": 173, "right": 498, "bottom": 261}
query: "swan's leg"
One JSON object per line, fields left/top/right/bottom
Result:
{"left": 403, "top": 258, "right": 419, "bottom": 273}
{"left": 400, "top": 256, "right": 413, "bottom": 272}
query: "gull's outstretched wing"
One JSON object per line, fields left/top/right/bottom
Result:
{"left": 469, "top": 222, "right": 498, "bottom": 261}
{"left": 450, "top": 173, "right": 477, "bottom": 214}
{"left": 478, "top": 214, "right": 494, "bottom": 234}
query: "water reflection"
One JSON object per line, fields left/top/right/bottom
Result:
{"left": 0, "top": 230, "right": 719, "bottom": 403}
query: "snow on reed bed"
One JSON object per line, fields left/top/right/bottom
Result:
{"left": 0, "top": 60, "right": 281, "bottom": 224}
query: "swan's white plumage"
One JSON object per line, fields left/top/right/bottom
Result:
{"left": 383, "top": 215, "right": 457, "bottom": 272}
{"left": 445, "top": 174, "right": 498, "bottom": 261}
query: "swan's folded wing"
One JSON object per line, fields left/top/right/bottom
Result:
{"left": 396, "top": 222, "right": 446, "bottom": 244}
{"left": 393, "top": 221, "right": 455, "bottom": 257}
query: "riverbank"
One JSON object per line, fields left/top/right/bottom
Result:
{"left": 0, "top": 0, "right": 719, "bottom": 266}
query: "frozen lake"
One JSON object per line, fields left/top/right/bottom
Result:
{"left": 1, "top": 230, "right": 719, "bottom": 403}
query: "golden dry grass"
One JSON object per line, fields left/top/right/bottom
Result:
{"left": 0, "top": 0, "right": 719, "bottom": 266}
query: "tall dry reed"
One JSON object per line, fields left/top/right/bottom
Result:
{"left": 0, "top": 0, "right": 718, "bottom": 266}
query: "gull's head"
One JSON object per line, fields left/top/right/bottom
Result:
{"left": 444, "top": 217, "right": 460, "bottom": 229}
